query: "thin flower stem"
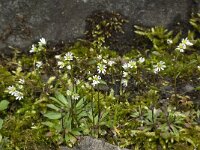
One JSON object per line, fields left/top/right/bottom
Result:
{"left": 91, "top": 91, "right": 95, "bottom": 136}
{"left": 97, "top": 85, "right": 100, "bottom": 137}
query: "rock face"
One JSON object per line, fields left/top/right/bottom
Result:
{"left": 0, "top": 0, "right": 197, "bottom": 54}
{"left": 59, "top": 136, "right": 129, "bottom": 150}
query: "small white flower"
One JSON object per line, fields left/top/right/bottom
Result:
{"left": 153, "top": 61, "right": 166, "bottom": 74}
{"left": 138, "top": 57, "right": 145, "bottom": 63}
{"left": 167, "top": 39, "right": 173, "bottom": 45}
{"left": 89, "top": 75, "right": 101, "bottom": 87}
{"left": 97, "top": 55, "right": 102, "bottom": 60}
{"left": 7, "top": 86, "right": 16, "bottom": 96}
{"left": 36, "top": 61, "right": 43, "bottom": 69}
{"left": 64, "top": 52, "right": 73, "bottom": 61}
{"left": 121, "top": 79, "right": 128, "bottom": 87}
{"left": 66, "top": 90, "right": 72, "bottom": 96}
{"left": 128, "top": 60, "right": 137, "bottom": 69}
{"left": 72, "top": 93, "right": 80, "bottom": 100}
{"left": 55, "top": 55, "right": 61, "bottom": 59}
{"left": 97, "top": 63, "right": 107, "bottom": 74}
{"left": 198, "top": 66, "right": 200, "bottom": 71}
{"left": 57, "top": 61, "right": 65, "bottom": 68}
{"left": 66, "top": 65, "right": 71, "bottom": 70}
{"left": 102, "top": 59, "right": 107, "bottom": 64}
{"left": 14, "top": 91, "right": 24, "bottom": 100}
{"left": 38, "top": 38, "right": 46, "bottom": 46}
{"left": 176, "top": 43, "right": 186, "bottom": 53}
{"left": 123, "top": 71, "right": 128, "bottom": 77}
{"left": 108, "top": 60, "right": 115, "bottom": 66}
{"left": 18, "top": 79, "right": 25, "bottom": 84}
{"left": 75, "top": 79, "right": 81, "bottom": 85}
{"left": 30, "top": 44, "right": 37, "bottom": 53}
{"left": 122, "top": 63, "right": 131, "bottom": 70}
{"left": 89, "top": 48, "right": 94, "bottom": 52}
{"left": 182, "top": 38, "right": 193, "bottom": 46}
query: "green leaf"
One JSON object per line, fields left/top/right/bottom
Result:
{"left": 46, "top": 104, "right": 60, "bottom": 111}
{"left": 0, "top": 100, "right": 9, "bottom": 111}
{"left": 0, "top": 134, "right": 2, "bottom": 142}
{"left": 55, "top": 91, "right": 68, "bottom": 106}
{"left": 44, "top": 112, "right": 62, "bottom": 120}
{"left": 183, "top": 137, "right": 196, "bottom": 147}
{"left": 0, "top": 118, "right": 3, "bottom": 129}
{"left": 76, "top": 98, "right": 84, "bottom": 109}
{"left": 50, "top": 97, "right": 63, "bottom": 106}
{"left": 71, "top": 129, "right": 81, "bottom": 136}
{"left": 42, "top": 121, "right": 54, "bottom": 128}
{"left": 47, "top": 76, "right": 56, "bottom": 84}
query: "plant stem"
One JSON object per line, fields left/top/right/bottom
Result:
{"left": 97, "top": 85, "right": 100, "bottom": 137}
{"left": 61, "top": 112, "right": 65, "bottom": 139}
{"left": 174, "top": 72, "right": 180, "bottom": 103}
{"left": 91, "top": 91, "right": 95, "bottom": 136}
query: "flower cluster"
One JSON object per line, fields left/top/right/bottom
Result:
{"left": 7, "top": 79, "right": 25, "bottom": 100}
{"left": 176, "top": 38, "right": 193, "bottom": 53}
{"left": 30, "top": 38, "right": 46, "bottom": 53}
{"left": 56, "top": 52, "right": 74, "bottom": 69}
{"left": 122, "top": 60, "right": 137, "bottom": 70}
{"left": 121, "top": 58, "right": 144, "bottom": 87}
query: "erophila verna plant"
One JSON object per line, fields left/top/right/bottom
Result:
{"left": 0, "top": 12, "right": 200, "bottom": 150}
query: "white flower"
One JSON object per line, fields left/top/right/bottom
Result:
{"left": 55, "top": 55, "right": 61, "bottom": 59}
{"left": 64, "top": 52, "right": 73, "bottom": 61}
{"left": 153, "top": 61, "right": 166, "bottom": 74}
{"left": 38, "top": 38, "right": 46, "bottom": 46}
{"left": 66, "top": 65, "right": 71, "bottom": 70}
{"left": 30, "top": 44, "right": 37, "bottom": 53}
{"left": 123, "top": 71, "right": 128, "bottom": 77}
{"left": 36, "top": 61, "right": 43, "bottom": 68}
{"left": 66, "top": 90, "right": 72, "bottom": 96}
{"left": 138, "top": 57, "right": 145, "bottom": 63}
{"left": 97, "top": 63, "right": 107, "bottom": 74}
{"left": 182, "top": 38, "right": 193, "bottom": 46}
{"left": 7, "top": 86, "right": 23, "bottom": 100}
{"left": 14, "top": 91, "right": 24, "bottom": 100}
{"left": 75, "top": 79, "right": 81, "bottom": 85}
{"left": 176, "top": 43, "right": 186, "bottom": 52}
{"left": 108, "top": 60, "right": 115, "bottom": 66}
{"left": 18, "top": 79, "right": 25, "bottom": 84}
{"left": 89, "top": 75, "right": 101, "bottom": 87}
{"left": 97, "top": 55, "right": 102, "bottom": 60}
{"left": 198, "top": 66, "right": 200, "bottom": 71}
{"left": 7, "top": 86, "right": 16, "bottom": 96}
{"left": 122, "top": 63, "right": 131, "bottom": 70}
{"left": 128, "top": 60, "right": 137, "bottom": 69}
{"left": 121, "top": 79, "right": 128, "bottom": 87}
{"left": 102, "top": 59, "right": 107, "bottom": 64}
{"left": 167, "top": 39, "right": 173, "bottom": 45}
{"left": 72, "top": 93, "right": 80, "bottom": 100}
{"left": 57, "top": 61, "right": 65, "bottom": 68}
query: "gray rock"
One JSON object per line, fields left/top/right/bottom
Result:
{"left": 59, "top": 136, "right": 129, "bottom": 150}
{"left": 0, "top": 0, "right": 197, "bottom": 54}
{"left": 182, "top": 84, "right": 194, "bottom": 93}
